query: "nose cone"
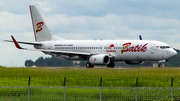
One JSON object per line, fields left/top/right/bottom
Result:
{"left": 169, "top": 49, "right": 177, "bottom": 58}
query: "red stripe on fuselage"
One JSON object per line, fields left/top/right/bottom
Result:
{"left": 106, "top": 50, "right": 116, "bottom": 52}
{"left": 29, "top": 6, "right": 37, "bottom": 42}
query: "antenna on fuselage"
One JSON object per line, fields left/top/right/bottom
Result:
{"left": 139, "top": 35, "right": 142, "bottom": 40}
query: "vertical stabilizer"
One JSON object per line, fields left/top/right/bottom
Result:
{"left": 30, "top": 5, "right": 52, "bottom": 42}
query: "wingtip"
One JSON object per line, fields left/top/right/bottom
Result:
{"left": 11, "top": 35, "right": 23, "bottom": 49}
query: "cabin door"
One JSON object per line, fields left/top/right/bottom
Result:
{"left": 150, "top": 44, "right": 155, "bottom": 54}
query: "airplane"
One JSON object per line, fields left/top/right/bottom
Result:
{"left": 5, "top": 5, "right": 177, "bottom": 68}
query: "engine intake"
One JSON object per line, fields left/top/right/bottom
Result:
{"left": 89, "top": 54, "right": 110, "bottom": 65}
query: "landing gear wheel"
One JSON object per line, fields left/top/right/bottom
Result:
{"left": 107, "top": 62, "right": 115, "bottom": 68}
{"left": 158, "top": 63, "right": 163, "bottom": 68}
{"left": 86, "top": 62, "right": 94, "bottom": 68}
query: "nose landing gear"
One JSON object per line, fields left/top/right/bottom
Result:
{"left": 158, "top": 63, "right": 163, "bottom": 68}
{"left": 158, "top": 60, "right": 167, "bottom": 68}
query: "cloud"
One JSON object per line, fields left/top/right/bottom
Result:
{"left": 1, "top": 0, "right": 180, "bottom": 66}
{"left": 0, "top": 12, "right": 31, "bottom": 32}
{"left": 33, "top": 1, "right": 51, "bottom": 12}
{"left": 43, "top": 13, "right": 180, "bottom": 40}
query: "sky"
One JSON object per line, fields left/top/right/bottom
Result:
{"left": 1, "top": 0, "right": 180, "bottom": 67}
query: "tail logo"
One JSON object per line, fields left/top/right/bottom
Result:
{"left": 36, "top": 21, "right": 44, "bottom": 33}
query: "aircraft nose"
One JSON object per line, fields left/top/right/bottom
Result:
{"left": 169, "top": 49, "right": 177, "bottom": 58}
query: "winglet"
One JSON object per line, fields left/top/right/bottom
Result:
{"left": 11, "top": 35, "right": 24, "bottom": 49}
{"left": 139, "top": 35, "right": 142, "bottom": 40}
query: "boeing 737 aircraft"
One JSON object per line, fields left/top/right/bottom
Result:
{"left": 5, "top": 5, "right": 177, "bottom": 68}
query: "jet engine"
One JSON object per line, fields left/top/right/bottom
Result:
{"left": 125, "top": 61, "right": 144, "bottom": 64}
{"left": 89, "top": 54, "right": 110, "bottom": 65}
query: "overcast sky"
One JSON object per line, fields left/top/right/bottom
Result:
{"left": 1, "top": 0, "right": 180, "bottom": 67}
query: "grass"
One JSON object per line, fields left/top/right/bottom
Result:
{"left": 0, "top": 67, "right": 180, "bottom": 100}
{"left": 1, "top": 87, "right": 180, "bottom": 101}
{"left": 0, "top": 67, "right": 180, "bottom": 87}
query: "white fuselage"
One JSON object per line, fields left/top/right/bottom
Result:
{"left": 36, "top": 40, "right": 177, "bottom": 62}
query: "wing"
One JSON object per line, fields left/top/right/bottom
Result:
{"left": 4, "top": 35, "right": 42, "bottom": 46}
{"left": 42, "top": 50, "right": 91, "bottom": 56}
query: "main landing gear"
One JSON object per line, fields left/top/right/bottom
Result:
{"left": 107, "top": 61, "right": 115, "bottom": 68}
{"left": 86, "top": 62, "right": 115, "bottom": 68}
{"left": 86, "top": 62, "right": 94, "bottom": 68}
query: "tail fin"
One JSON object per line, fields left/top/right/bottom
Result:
{"left": 29, "top": 5, "right": 64, "bottom": 42}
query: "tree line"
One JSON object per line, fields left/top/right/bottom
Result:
{"left": 25, "top": 56, "right": 88, "bottom": 67}
{"left": 25, "top": 50, "right": 180, "bottom": 67}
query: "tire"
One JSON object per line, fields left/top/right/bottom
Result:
{"left": 86, "top": 62, "right": 94, "bottom": 68}
{"left": 158, "top": 63, "right": 163, "bottom": 68}
{"left": 107, "top": 62, "right": 115, "bottom": 68}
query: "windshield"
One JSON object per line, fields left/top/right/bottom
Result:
{"left": 160, "top": 46, "right": 170, "bottom": 49}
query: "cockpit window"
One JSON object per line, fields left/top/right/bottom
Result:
{"left": 160, "top": 46, "right": 170, "bottom": 49}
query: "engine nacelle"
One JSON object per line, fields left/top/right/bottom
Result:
{"left": 89, "top": 54, "right": 110, "bottom": 65}
{"left": 125, "top": 61, "right": 144, "bottom": 64}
